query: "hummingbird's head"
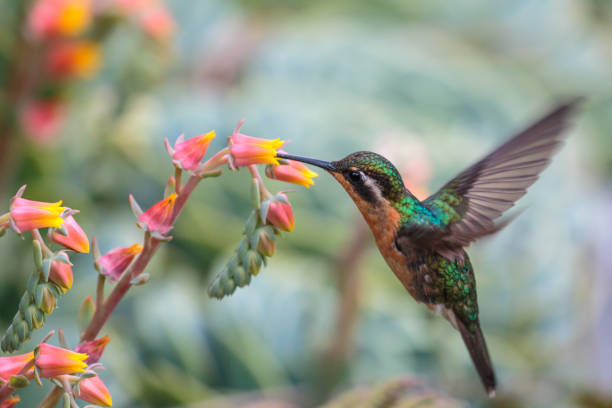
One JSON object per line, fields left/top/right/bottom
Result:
{"left": 276, "top": 151, "right": 406, "bottom": 208}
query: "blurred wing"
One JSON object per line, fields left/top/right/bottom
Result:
{"left": 415, "top": 99, "right": 580, "bottom": 252}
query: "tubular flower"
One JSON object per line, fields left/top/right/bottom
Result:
{"left": 35, "top": 343, "right": 88, "bottom": 378}
{"left": 0, "top": 352, "right": 34, "bottom": 381}
{"left": 49, "top": 260, "right": 73, "bottom": 292}
{"left": 266, "top": 156, "right": 318, "bottom": 188}
{"left": 76, "top": 375, "right": 113, "bottom": 406}
{"left": 75, "top": 335, "right": 110, "bottom": 364}
{"left": 47, "top": 41, "right": 101, "bottom": 79}
{"left": 138, "top": 193, "right": 177, "bottom": 235}
{"left": 51, "top": 215, "right": 89, "bottom": 253}
{"left": 172, "top": 131, "right": 216, "bottom": 171}
{"left": 10, "top": 197, "right": 66, "bottom": 232}
{"left": 229, "top": 122, "right": 284, "bottom": 167}
{"left": 266, "top": 194, "right": 294, "bottom": 232}
{"left": 28, "top": 0, "right": 92, "bottom": 39}
{"left": 95, "top": 244, "right": 143, "bottom": 282}
{"left": 0, "top": 395, "right": 20, "bottom": 408}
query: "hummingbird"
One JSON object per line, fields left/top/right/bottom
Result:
{"left": 276, "top": 100, "right": 580, "bottom": 396}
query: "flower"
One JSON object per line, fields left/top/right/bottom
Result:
{"left": 75, "top": 335, "right": 110, "bottom": 364}
{"left": 139, "top": 5, "right": 174, "bottom": 41}
{"left": 229, "top": 121, "right": 284, "bottom": 167}
{"left": 0, "top": 352, "right": 34, "bottom": 381}
{"left": 95, "top": 244, "right": 143, "bottom": 282}
{"left": 76, "top": 375, "right": 113, "bottom": 406}
{"left": 138, "top": 193, "right": 177, "bottom": 235}
{"left": 10, "top": 197, "right": 66, "bottom": 232}
{"left": 0, "top": 395, "right": 20, "bottom": 408}
{"left": 266, "top": 155, "right": 318, "bottom": 188}
{"left": 47, "top": 41, "right": 101, "bottom": 79}
{"left": 20, "top": 99, "right": 66, "bottom": 145}
{"left": 171, "top": 131, "right": 216, "bottom": 171}
{"left": 51, "top": 215, "right": 89, "bottom": 253}
{"left": 49, "top": 260, "right": 73, "bottom": 292}
{"left": 35, "top": 343, "right": 88, "bottom": 378}
{"left": 266, "top": 194, "right": 294, "bottom": 232}
{"left": 28, "top": 0, "right": 92, "bottom": 40}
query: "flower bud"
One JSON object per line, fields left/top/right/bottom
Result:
{"left": 75, "top": 375, "right": 113, "bottom": 406}
{"left": 266, "top": 194, "right": 294, "bottom": 232}
{"left": 256, "top": 227, "right": 276, "bottom": 257}
{"left": 9, "top": 375, "right": 30, "bottom": 388}
{"left": 49, "top": 260, "right": 73, "bottom": 292}
{"left": 36, "top": 284, "right": 57, "bottom": 314}
{"left": 77, "top": 296, "right": 95, "bottom": 333}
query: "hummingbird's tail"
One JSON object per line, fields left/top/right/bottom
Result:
{"left": 457, "top": 319, "right": 497, "bottom": 397}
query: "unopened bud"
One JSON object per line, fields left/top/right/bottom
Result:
{"left": 9, "top": 375, "right": 30, "bottom": 388}
{"left": 78, "top": 296, "right": 96, "bottom": 333}
{"left": 36, "top": 284, "right": 56, "bottom": 314}
{"left": 223, "top": 277, "right": 236, "bottom": 295}
{"left": 25, "top": 305, "right": 45, "bottom": 330}
{"left": 244, "top": 211, "right": 258, "bottom": 236}
{"left": 245, "top": 250, "right": 262, "bottom": 276}
{"left": 15, "top": 320, "right": 29, "bottom": 342}
{"left": 256, "top": 227, "right": 276, "bottom": 257}
{"left": 33, "top": 240, "right": 43, "bottom": 271}
{"left": 230, "top": 265, "right": 250, "bottom": 287}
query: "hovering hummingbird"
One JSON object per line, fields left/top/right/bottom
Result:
{"left": 276, "top": 100, "right": 580, "bottom": 396}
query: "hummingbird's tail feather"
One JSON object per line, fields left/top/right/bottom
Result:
{"left": 457, "top": 319, "right": 497, "bottom": 397}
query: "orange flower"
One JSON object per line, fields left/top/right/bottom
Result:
{"left": 35, "top": 343, "right": 88, "bottom": 378}
{"left": 49, "top": 260, "right": 73, "bottom": 292}
{"left": 266, "top": 155, "right": 318, "bottom": 188}
{"left": 28, "top": 0, "right": 92, "bottom": 40}
{"left": 75, "top": 335, "right": 110, "bottom": 364}
{"left": 171, "top": 131, "right": 216, "bottom": 171}
{"left": 229, "top": 121, "right": 284, "bottom": 167}
{"left": 266, "top": 194, "right": 294, "bottom": 232}
{"left": 95, "top": 244, "right": 143, "bottom": 282}
{"left": 10, "top": 196, "right": 66, "bottom": 232}
{"left": 47, "top": 41, "right": 101, "bottom": 79}
{"left": 0, "top": 395, "right": 20, "bottom": 408}
{"left": 76, "top": 375, "right": 113, "bottom": 406}
{"left": 51, "top": 215, "right": 89, "bottom": 253}
{"left": 0, "top": 352, "right": 34, "bottom": 381}
{"left": 138, "top": 194, "right": 177, "bottom": 235}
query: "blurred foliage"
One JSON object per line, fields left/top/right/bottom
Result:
{"left": 1, "top": 0, "right": 612, "bottom": 407}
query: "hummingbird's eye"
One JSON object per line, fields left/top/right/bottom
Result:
{"left": 348, "top": 171, "right": 362, "bottom": 183}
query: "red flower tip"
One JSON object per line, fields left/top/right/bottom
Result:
{"left": 75, "top": 335, "right": 110, "bottom": 364}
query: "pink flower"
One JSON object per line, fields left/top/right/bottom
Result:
{"left": 138, "top": 193, "right": 177, "bottom": 234}
{"left": 229, "top": 121, "right": 284, "bottom": 167}
{"left": 139, "top": 4, "right": 174, "bottom": 41}
{"left": 49, "top": 260, "right": 73, "bottom": 292}
{"left": 28, "top": 0, "right": 92, "bottom": 40}
{"left": 95, "top": 244, "right": 143, "bottom": 282}
{"left": 0, "top": 395, "right": 20, "bottom": 408}
{"left": 76, "top": 375, "right": 113, "bottom": 406}
{"left": 10, "top": 196, "right": 66, "bottom": 232}
{"left": 266, "top": 155, "right": 318, "bottom": 188}
{"left": 35, "top": 343, "right": 88, "bottom": 378}
{"left": 266, "top": 194, "right": 294, "bottom": 232}
{"left": 20, "top": 99, "right": 66, "bottom": 145}
{"left": 46, "top": 41, "right": 101, "bottom": 79}
{"left": 51, "top": 215, "right": 89, "bottom": 253}
{"left": 0, "top": 352, "right": 34, "bottom": 382}
{"left": 75, "top": 335, "right": 110, "bottom": 364}
{"left": 171, "top": 131, "right": 216, "bottom": 171}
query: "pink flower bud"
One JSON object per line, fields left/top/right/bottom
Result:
{"left": 266, "top": 194, "right": 294, "bottom": 232}
{"left": 35, "top": 343, "right": 88, "bottom": 378}
{"left": 76, "top": 375, "right": 113, "bottom": 406}
{"left": 75, "top": 335, "right": 110, "bottom": 364}
{"left": 0, "top": 352, "right": 34, "bottom": 382}
{"left": 10, "top": 196, "right": 66, "bottom": 233}
{"left": 49, "top": 260, "right": 73, "bottom": 292}
{"left": 51, "top": 215, "right": 89, "bottom": 253}
{"left": 171, "top": 131, "right": 215, "bottom": 171}
{"left": 266, "top": 154, "right": 318, "bottom": 188}
{"left": 95, "top": 244, "right": 143, "bottom": 282}
{"left": 137, "top": 193, "right": 177, "bottom": 235}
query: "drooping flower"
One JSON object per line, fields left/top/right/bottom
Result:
{"left": 75, "top": 335, "right": 110, "bottom": 364}
{"left": 46, "top": 41, "right": 101, "bottom": 79}
{"left": 137, "top": 193, "right": 177, "bottom": 235}
{"left": 171, "top": 131, "right": 216, "bottom": 171}
{"left": 229, "top": 121, "right": 284, "bottom": 167}
{"left": 76, "top": 375, "right": 113, "bottom": 406}
{"left": 95, "top": 244, "right": 143, "bottom": 282}
{"left": 10, "top": 197, "right": 66, "bottom": 232}
{"left": 35, "top": 343, "right": 88, "bottom": 378}
{"left": 266, "top": 194, "right": 294, "bottom": 232}
{"left": 49, "top": 260, "right": 73, "bottom": 292}
{"left": 51, "top": 215, "right": 89, "bottom": 253}
{"left": 0, "top": 395, "right": 20, "bottom": 408}
{"left": 28, "top": 0, "right": 92, "bottom": 40}
{"left": 0, "top": 352, "right": 34, "bottom": 381}
{"left": 20, "top": 99, "right": 66, "bottom": 145}
{"left": 266, "top": 154, "right": 318, "bottom": 188}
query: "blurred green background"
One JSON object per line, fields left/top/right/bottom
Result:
{"left": 1, "top": 0, "right": 612, "bottom": 407}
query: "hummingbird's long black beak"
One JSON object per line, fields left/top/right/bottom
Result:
{"left": 276, "top": 153, "right": 336, "bottom": 172}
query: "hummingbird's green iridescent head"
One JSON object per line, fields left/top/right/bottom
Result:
{"left": 276, "top": 151, "right": 407, "bottom": 206}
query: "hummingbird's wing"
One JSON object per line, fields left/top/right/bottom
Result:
{"left": 411, "top": 99, "right": 581, "bottom": 256}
